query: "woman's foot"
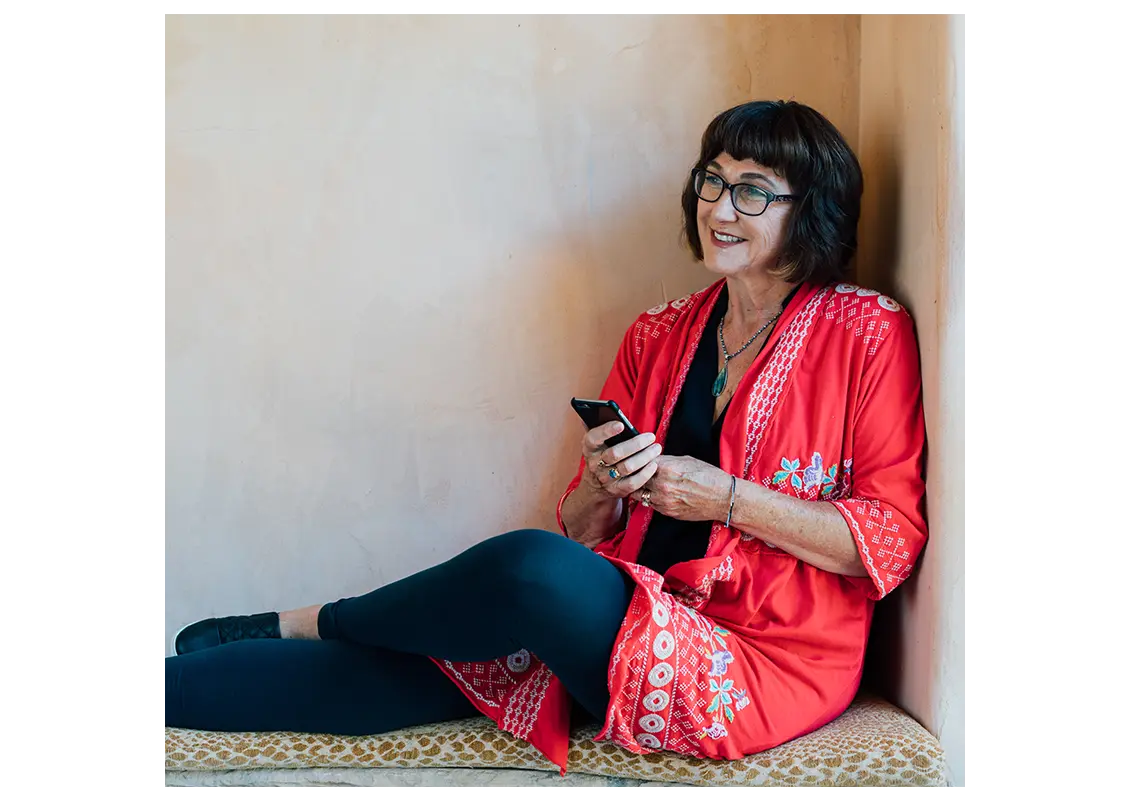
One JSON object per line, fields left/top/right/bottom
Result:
{"left": 172, "top": 612, "right": 281, "bottom": 656}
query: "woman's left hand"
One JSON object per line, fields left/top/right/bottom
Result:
{"left": 629, "top": 455, "right": 733, "bottom": 522}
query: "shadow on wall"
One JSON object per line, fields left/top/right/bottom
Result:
{"left": 853, "top": 129, "right": 903, "bottom": 294}
{"left": 855, "top": 130, "right": 930, "bottom": 706}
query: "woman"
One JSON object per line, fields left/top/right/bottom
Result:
{"left": 166, "top": 100, "right": 927, "bottom": 773}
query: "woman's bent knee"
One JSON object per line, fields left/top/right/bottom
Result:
{"left": 470, "top": 528, "right": 566, "bottom": 561}
{"left": 478, "top": 528, "right": 580, "bottom": 569}
{"left": 471, "top": 528, "right": 608, "bottom": 598}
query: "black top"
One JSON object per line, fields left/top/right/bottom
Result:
{"left": 634, "top": 283, "right": 801, "bottom": 576}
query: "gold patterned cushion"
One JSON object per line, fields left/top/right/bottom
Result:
{"left": 165, "top": 694, "right": 946, "bottom": 786}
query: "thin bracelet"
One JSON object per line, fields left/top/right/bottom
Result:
{"left": 725, "top": 474, "right": 737, "bottom": 528}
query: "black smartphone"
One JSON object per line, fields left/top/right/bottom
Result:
{"left": 570, "top": 398, "right": 642, "bottom": 448}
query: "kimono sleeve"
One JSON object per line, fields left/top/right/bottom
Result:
{"left": 831, "top": 312, "right": 929, "bottom": 600}
{"left": 555, "top": 317, "right": 642, "bottom": 535}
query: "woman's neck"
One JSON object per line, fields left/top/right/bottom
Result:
{"left": 724, "top": 272, "right": 795, "bottom": 333}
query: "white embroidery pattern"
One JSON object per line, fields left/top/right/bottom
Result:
{"left": 648, "top": 662, "right": 675, "bottom": 687}
{"left": 741, "top": 287, "right": 830, "bottom": 482}
{"left": 830, "top": 499, "right": 888, "bottom": 598}
{"left": 598, "top": 565, "right": 665, "bottom": 748}
{"left": 633, "top": 289, "right": 707, "bottom": 357}
{"left": 863, "top": 503, "right": 912, "bottom": 582}
{"left": 643, "top": 689, "right": 671, "bottom": 711}
{"left": 670, "top": 556, "right": 734, "bottom": 611}
{"left": 837, "top": 282, "right": 891, "bottom": 305}
{"left": 609, "top": 611, "right": 647, "bottom": 675}
{"left": 639, "top": 589, "right": 679, "bottom": 751}
{"left": 500, "top": 662, "right": 552, "bottom": 741}
{"left": 662, "top": 609, "right": 721, "bottom": 756}
{"left": 823, "top": 284, "right": 903, "bottom": 356}
{"left": 506, "top": 649, "right": 531, "bottom": 674}
{"left": 598, "top": 565, "right": 694, "bottom": 754}
{"left": 441, "top": 659, "right": 503, "bottom": 709}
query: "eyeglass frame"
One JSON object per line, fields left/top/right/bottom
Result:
{"left": 691, "top": 168, "right": 797, "bottom": 217}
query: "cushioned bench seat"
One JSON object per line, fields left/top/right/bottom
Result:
{"left": 165, "top": 693, "right": 946, "bottom": 787}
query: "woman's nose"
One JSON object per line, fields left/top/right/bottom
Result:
{"left": 709, "top": 190, "right": 739, "bottom": 222}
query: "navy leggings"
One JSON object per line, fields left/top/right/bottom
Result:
{"left": 165, "top": 529, "right": 634, "bottom": 734}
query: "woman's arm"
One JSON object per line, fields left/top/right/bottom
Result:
{"left": 728, "top": 481, "right": 867, "bottom": 576}
{"left": 559, "top": 476, "right": 624, "bottom": 549}
{"left": 627, "top": 454, "right": 866, "bottom": 576}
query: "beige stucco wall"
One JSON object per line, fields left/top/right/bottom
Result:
{"left": 166, "top": 12, "right": 960, "bottom": 784}
{"left": 856, "top": 14, "right": 964, "bottom": 786}
{"left": 166, "top": 13, "right": 859, "bottom": 634}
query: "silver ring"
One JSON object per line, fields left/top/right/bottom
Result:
{"left": 608, "top": 468, "right": 620, "bottom": 480}
{"left": 641, "top": 490, "right": 651, "bottom": 507}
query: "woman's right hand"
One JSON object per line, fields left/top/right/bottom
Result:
{"left": 581, "top": 422, "right": 662, "bottom": 499}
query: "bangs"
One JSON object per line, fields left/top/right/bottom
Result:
{"left": 699, "top": 103, "right": 815, "bottom": 191}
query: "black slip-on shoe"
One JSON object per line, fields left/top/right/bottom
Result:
{"left": 171, "top": 611, "right": 281, "bottom": 656}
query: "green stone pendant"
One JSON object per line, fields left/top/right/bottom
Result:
{"left": 712, "top": 363, "right": 728, "bottom": 397}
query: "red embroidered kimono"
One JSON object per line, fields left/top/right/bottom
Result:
{"left": 431, "top": 278, "right": 928, "bottom": 772}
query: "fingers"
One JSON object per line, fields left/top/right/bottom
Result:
{"left": 582, "top": 421, "right": 626, "bottom": 455}
{"left": 606, "top": 459, "right": 658, "bottom": 498}
{"left": 586, "top": 444, "right": 659, "bottom": 491}
{"left": 602, "top": 431, "right": 658, "bottom": 463}
{"left": 614, "top": 442, "right": 663, "bottom": 477}
{"left": 581, "top": 424, "right": 661, "bottom": 495}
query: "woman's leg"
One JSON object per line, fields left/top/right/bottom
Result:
{"left": 166, "top": 638, "right": 478, "bottom": 734}
{"left": 314, "top": 529, "right": 634, "bottom": 719}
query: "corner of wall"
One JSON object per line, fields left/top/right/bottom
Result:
{"left": 854, "top": 13, "right": 964, "bottom": 786}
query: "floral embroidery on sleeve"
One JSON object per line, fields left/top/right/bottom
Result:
{"left": 772, "top": 452, "right": 853, "bottom": 500}
{"left": 773, "top": 457, "right": 804, "bottom": 491}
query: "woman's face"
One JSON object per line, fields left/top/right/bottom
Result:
{"left": 696, "top": 152, "right": 795, "bottom": 278}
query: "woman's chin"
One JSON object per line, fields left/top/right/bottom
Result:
{"left": 702, "top": 257, "right": 752, "bottom": 277}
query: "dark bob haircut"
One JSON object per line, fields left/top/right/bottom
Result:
{"left": 681, "top": 100, "right": 863, "bottom": 285}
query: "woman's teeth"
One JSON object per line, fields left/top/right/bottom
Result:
{"left": 715, "top": 232, "right": 744, "bottom": 243}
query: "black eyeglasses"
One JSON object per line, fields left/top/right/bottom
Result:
{"left": 691, "top": 169, "right": 796, "bottom": 217}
